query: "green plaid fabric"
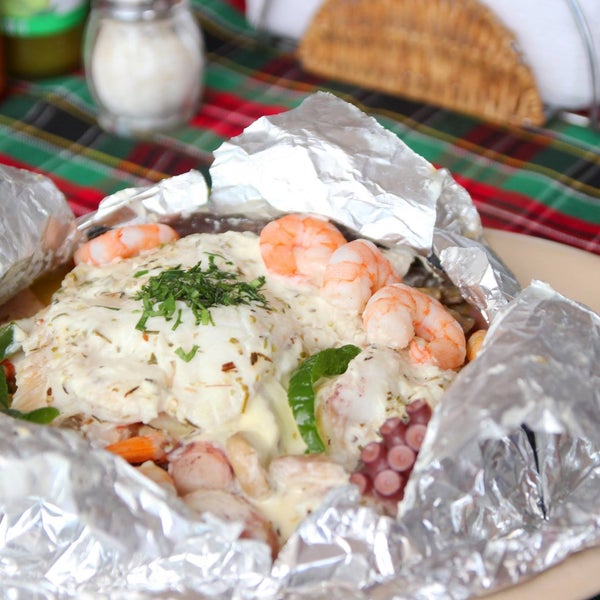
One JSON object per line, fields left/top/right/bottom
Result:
{"left": 0, "top": 0, "right": 598, "bottom": 256}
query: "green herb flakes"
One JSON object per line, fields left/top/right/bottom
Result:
{"left": 134, "top": 253, "right": 269, "bottom": 332}
{"left": 175, "top": 345, "right": 199, "bottom": 362}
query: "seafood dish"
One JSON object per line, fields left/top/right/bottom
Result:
{"left": 2, "top": 214, "right": 485, "bottom": 555}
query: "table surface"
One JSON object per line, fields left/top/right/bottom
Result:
{"left": 0, "top": 2, "right": 599, "bottom": 598}
{"left": 0, "top": 0, "right": 599, "bottom": 257}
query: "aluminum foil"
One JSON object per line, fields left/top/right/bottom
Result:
{"left": 0, "top": 165, "right": 75, "bottom": 305}
{"left": 433, "top": 229, "right": 521, "bottom": 323}
{"left": 211, "top": 92, "right": 460, "bottom": 253}
{"left": 74, "top": 170, "right": 210, "bottom": 240}
{"left": 210, "top": 92, "right": 516, "bottom": 322}
{"left": 1, "top": 91, "right": 599, "bottom": 599}
{"left": 273, "top": 281, "right": 600, "bottom": 599}
{"left": 0, "top": 414, "right": 273, "bottom": 598}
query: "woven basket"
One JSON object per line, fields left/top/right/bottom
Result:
{"left": 297, "top": 0, "right": 546, "bottom": 127}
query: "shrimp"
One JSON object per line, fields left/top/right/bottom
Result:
{"left": 268, "top": 454, "right": 349, "bottom": 491}
{"left": 73, "top": 223, "right": 180, "bottom": 266}
{"left": 259, "top": 214, "right": 347, "bottom": 284}
{"left": 70, "top": 419, "right": 172, "bottom": 464}
{"left": 321, "top": 239, "right": 401, "bottom": 313}
{"left": 105, "top": 434, "right": 167, "bottom": 464}
{"left": 363, "top": 283, "right": 466, "bottom": 370}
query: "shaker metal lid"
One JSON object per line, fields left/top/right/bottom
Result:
{"left": 92, "top": 0, "right": 185, "bottom": 20}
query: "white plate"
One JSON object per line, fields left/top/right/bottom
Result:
{"left": 483, "top": 228, "right": 600, "bottom": 599}
{"left": 484, "top": 545, "right": 600, "bottom": 600}
{"left": 485, "top": 228, "right": 600, "bottom": 314}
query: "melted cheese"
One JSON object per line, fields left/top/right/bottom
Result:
{"left": 13, "top": 229, "right": 456, "bottom": 540}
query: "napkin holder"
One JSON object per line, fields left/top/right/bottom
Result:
{"left": 296, "top": 0, "right": 546, "bottom": 127}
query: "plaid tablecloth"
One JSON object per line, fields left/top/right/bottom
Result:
{"left": 0, "top": 0, "right": 599, "bottom": 255}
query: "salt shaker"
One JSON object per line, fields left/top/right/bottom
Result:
{"left": 84, "top": 0, "right": 204, "bottom": 136}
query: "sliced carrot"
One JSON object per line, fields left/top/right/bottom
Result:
{"left": 105, "top": 435, "right": 165, "bottom": 464}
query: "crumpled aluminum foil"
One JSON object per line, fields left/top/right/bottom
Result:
{"left": 74, "top": 170, "right": 210, "bottom": 240}
{"left": 0, "top": 165, "right": 75, "bottom": 305}
{"left": 0, "top": 414, "right": 273, "bottom": 598}
{"left": 210, "top": 92, "right": 519, "bottom": 323}
{"left": 433, "top": 229, "right": 521, "bottom": 323}
{"left": 210, "top": 92, "right": 472, "bottom": 253}
{"left": 274, "top": 281, "right": 600, "bottom": 599}
{"left": 0, "top": 91, "right": 599, "bottom": 599}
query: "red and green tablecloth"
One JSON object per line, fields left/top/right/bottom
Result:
{"left": 0, "top": 0, "right": 599, "bottom": 254}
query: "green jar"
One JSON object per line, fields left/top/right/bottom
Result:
{"left": 0, "top": 0, "right": 88, "bottom": 78}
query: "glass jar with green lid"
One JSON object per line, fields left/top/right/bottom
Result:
{"left": 0, "top": 0, "right": 88, "bottom": 78}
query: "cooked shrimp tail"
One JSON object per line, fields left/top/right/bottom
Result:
{"left": 259, "top": 214, "right": 346, "bottom": 284}
{"left": 361, "top": 283, "right": 416, "bottom": 348}
{"left": 321, "top": 239, "right": 401, "bottom": 313}
{"left": 363, "top": 282, "right": 466, "bottom": 370}
{"left": 74, "top": 223, "right": 180, "bottom": 266}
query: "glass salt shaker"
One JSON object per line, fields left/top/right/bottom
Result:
{"left": 84, "top": 0, "right": 205, "bottom": 136}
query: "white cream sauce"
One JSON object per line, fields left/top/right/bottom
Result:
{"left": 13, "top": 230, "right": 456, "bottom": 541}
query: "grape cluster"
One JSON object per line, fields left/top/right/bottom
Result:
{"left": 350, "top": 399, "right": 432, "bottom": 511}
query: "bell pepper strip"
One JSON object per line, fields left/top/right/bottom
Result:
{"left": 0, "top": 322, "right": 59, "bottom": 425}
{"left": 0, "top": 322, "right": 18, "bottom": 359}
{"left": 287, "top": 344, "right": 361, "bottom": 453}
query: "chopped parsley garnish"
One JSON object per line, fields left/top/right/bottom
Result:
{"left": 134, "top": 253, "right": 269, "bottom": 332}
{"left": 175, "top": 345, "right": 199, "bottom": 362}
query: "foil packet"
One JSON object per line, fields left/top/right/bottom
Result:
{"left": 1, "top": 92, "right": 599, "bottom": 599}
{"left": 0, "top": 165, "right": 75, "bottom": 305}
{"left": 74, "top": 170, "right": 210, "bottom": 239}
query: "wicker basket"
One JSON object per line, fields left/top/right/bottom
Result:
{"left": 297, "top": 0, "right": 546, "bottom": 127}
